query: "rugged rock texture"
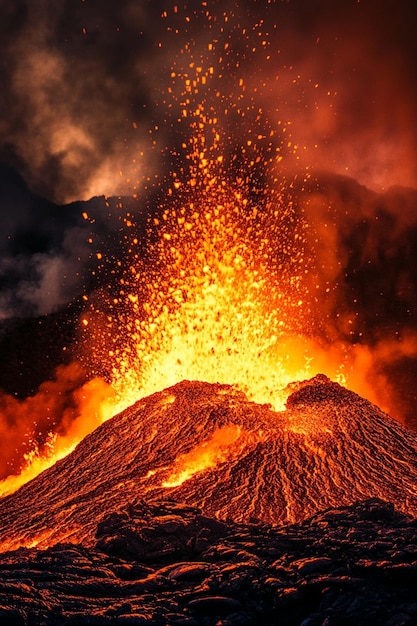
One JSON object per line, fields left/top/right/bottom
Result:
{"left": 1, "top": 498, "right": 417, "bottom": 625}
{"left": 1, "top": 376, "right": 417, "bottom": 551}
{"left": 1, "top": 377, "right": 417, "bottom": 623}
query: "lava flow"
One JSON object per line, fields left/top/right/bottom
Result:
{"left": 1, "top": 376, "right": 416, "bottom": 552}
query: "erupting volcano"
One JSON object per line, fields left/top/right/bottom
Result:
{"left": 2, "top": 0, "right": 417, "bottom": 489}
{"left": 1, "top": 1, "right": 417, "bottom": 623}
{"left": 1, "top": 376, "right": 417, "bottom": 624}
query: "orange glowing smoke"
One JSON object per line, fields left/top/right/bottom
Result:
{"left": 0, "top": 363, "right": 115, "bottom": 497}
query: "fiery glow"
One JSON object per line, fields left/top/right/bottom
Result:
{"left": 0, "top": 365, "right": 116, "bottom": 497}
{"left": 84, "top": 51, "right": 324, "bottom": 416}
{"left": 102, "top": 181, "right": 316, "bottom": 413}
{"left": 162, "top": 424, "right": 243, "bottom": 487}
{"left": 2, "top": 2, "right": 416, "bottom": 497}
{"left": 81, "top": 36, "right": 363, "bottom": 426}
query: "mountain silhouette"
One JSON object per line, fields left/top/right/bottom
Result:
{"left": 1, "top": 374, "right": 416, "bottom": 553}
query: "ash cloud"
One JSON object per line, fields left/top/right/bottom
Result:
{"left": 299, "top": 175, "right": 417, "bottom": 428}
{"left": 0, "top": 165, "right": 86, "bottom": 318}
{"left": 0, "top": 164, "right": 140, "bottom": 319}
{"left": 0, "top": 0, "right": 163, "bottom": 203}
{"left": 302, "top": 177, "right": 417, "bottom": 341}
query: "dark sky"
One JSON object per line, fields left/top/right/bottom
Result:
{"left": 0, "top": 0, "right": 416, "bottom": 202}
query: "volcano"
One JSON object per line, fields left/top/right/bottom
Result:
{"left": 1, "top": 376, "right": 417, "bottom": 625}
{"left": 1, "top": 375, "right": 416, "bottom": 553}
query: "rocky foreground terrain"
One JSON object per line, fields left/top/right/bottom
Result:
{"left": 1, "top": 498, "right": 417, "bottom": 626}
{"left": 1, "top": 377, "right": 417, "bottom": 624}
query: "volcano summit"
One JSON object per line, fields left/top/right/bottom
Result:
{"left": 1, "top": 375, "right": 417, "bottom": 625}
{"left": 1, "top": 375, "right": 416, "bottom": 552}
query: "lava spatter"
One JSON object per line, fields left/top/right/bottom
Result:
{"left": 82, "top": 97, "right": 318, "bottom": 416}
{"left": 75, "top": 4, "right": 327, "bottom": 417}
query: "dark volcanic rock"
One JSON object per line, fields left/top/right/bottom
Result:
{"left": 95, "top": 501, "right": 228, "bottom": 562}
{"left": 0, "top": 499, "right": 417, "bottom": 625}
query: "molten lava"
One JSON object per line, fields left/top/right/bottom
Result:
{"left": 1, "top": 376, "right": 416, "bottom": 552}
{"left": 162, "top": 424, "right": 245, "bottom": 488}
{"left": 83, "top": 104, "right": 343, "bottom": 422}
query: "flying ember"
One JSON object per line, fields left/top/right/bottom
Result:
{"left": 82, "top": 5, "right": 346, "bottom": 416}
{"left": 84, "top": 108, "right": 314, "bottom": 411}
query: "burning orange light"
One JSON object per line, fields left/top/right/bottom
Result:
{"left": 2, "top": 4, "right": 409, "bottom": 498}
{"left": 0, "top": 366, "right": 116, "bottom": 498}
{"left": 162, "top": 424, "right": 243, "bottom": 487}
{"left": 80, "top": 54, "right": 359, "bottom": 425}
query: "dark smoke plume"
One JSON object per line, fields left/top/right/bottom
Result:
{"left": 0, "top": 0, "right": 416, "bottom": 202}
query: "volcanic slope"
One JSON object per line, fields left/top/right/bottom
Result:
{"left": 0, "top": 375, "right": 416, "bottom": 552}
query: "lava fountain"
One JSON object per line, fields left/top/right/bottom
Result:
{"left": 82, "top": 58, "right": 345, "bottom": 417}
{"left": 86, "top": 162, "right": 318, "bottom": 413}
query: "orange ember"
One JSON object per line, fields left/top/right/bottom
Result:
{"left": 87, "top": 155, "right": 317, "bottom": 413}
{"left": 83, "top": 54, "right": 323, "bottom": 417}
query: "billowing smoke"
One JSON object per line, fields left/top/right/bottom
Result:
{"left": 299, "top": 175, "right": 417, "bottom": 428}
{"left": 0, "top": 164, "right": 143, "bottom": 319}
{"left": 252, "top": 0, "right": 417, "bottom": 190}
{"left": 2, "top": 1, "right": 415, "bottom": 203}
{"left": 0, "top": 362, "right": 114, "bottom": 485}
{"left": 0, "top": 1, "right": 164, "bottom": 203}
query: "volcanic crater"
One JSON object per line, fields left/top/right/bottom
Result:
{"left": 1, "top": 374, "right": 416, "bottom": 553}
